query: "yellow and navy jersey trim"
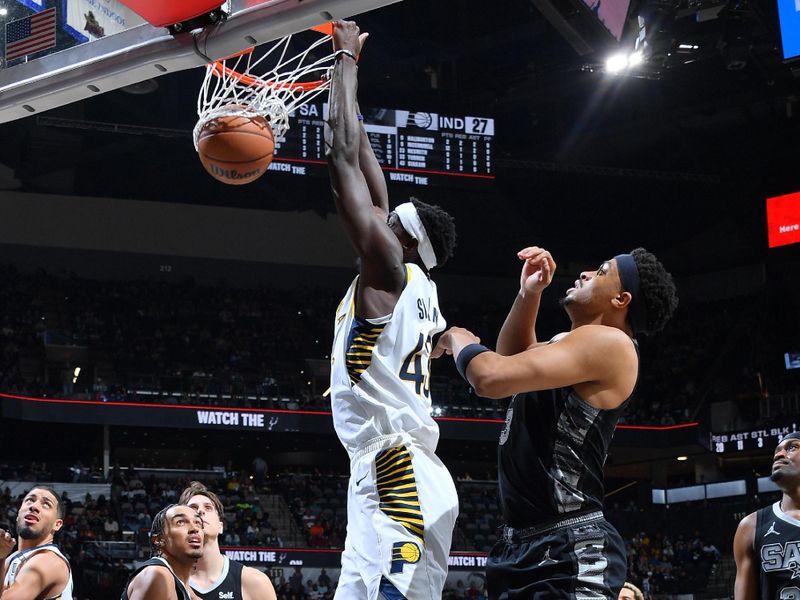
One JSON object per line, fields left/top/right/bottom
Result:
{"left": 345, "top": 316, "right": 385, "bottom": 385}
{"left": 375, "top": 446, "right": 425, "bottom": 544}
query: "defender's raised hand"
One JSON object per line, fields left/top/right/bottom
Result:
{"left": 517, "top": 246, "right": 556, "bottom": 297}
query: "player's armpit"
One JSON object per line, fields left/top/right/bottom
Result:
{"left": 466, "top": 325, "right": 636, "bottom": 402}
{"left": 1, "top": 552, "right": 68, "bottom": 600}
{"left": 242, "top": 565, "right": 277, "bottom": 600}
{"left": 733, "top": 513, "right": 758, "bottom": 600}
{"left": 328, "top": 155, "right": 403, "bottom": 282}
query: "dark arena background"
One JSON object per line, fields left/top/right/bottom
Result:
{"left": 1, "top": 0, "right": 800, "bottom": 597}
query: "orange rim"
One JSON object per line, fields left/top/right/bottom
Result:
{"left": 210, "top": 23, "right": 332, "bottom": 91}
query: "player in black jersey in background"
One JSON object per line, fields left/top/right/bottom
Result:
{"left": 179, "top": 482, "right": 276, "bottom": 600}
{"left": 434, "top": 246, "right": 677, "bottom": 599}
{"left": 121, "top": 504, "right": 203, "bottom": 600}
{"left": 734, "top": 432, "right": 800, "bottom": 600}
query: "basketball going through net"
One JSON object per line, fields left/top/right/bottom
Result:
{"left": 194, "top": 24, "right": 337, "bottom": 185}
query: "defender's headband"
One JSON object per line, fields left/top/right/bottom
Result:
{"left": 396, "top": 202, "right": 437, "bottom": 270}
{"left": 615, "top": 253, "right": 648, "bottom": 335}
{"left": 779, "top": 431, "right": 800, "bottom": 445}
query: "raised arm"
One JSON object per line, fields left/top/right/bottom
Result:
{"left": 496, "top": 247, "right": 555, "bottom": 355}
{"left": 357, "top": 105, "right": 389, "bottom": 215}
{"left": 733, "top": 512, "right": 759, "bottom": 600}
{"left": 326, "top": 21, "right": 403, "bottom": 299}
{"left": 434, "top": 324, "right": 637, "bottom": 408}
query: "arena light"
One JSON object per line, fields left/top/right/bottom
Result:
{"left": 628, "top": 51, "right": 644, "bottom": 66}
{"left": 72, "top": 366, "right": 81, "bottom": 384}
{"left": 677, "top": 455, "right": 688, "bottom": 461}
{"left": 605, "top": 53, "right": 629, "bottom": 74}
{"left": 0, "top": 8, "right": 7, "bottom": 16}
{"left": 604, "top": 50, "right": 646, "bottom": 74}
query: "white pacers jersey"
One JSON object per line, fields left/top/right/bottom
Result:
{"left": 4, "top": 543, "right": 73, "bottom": 600}
{"left": 331, "top": 263, "right": 446, "bottom": 457}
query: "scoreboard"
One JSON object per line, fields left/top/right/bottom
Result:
{"left": 710, "top": 424, "right": 798, "bottom": 453}
{"left": 266, "top": 103, "right": 495, "bottom": 187}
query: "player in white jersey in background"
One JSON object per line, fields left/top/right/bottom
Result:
{"left": 326, "top": 20, "right": 459, "bottom": 600}
{"left": 0, "top": 486, "right": 73, "bottom": 600}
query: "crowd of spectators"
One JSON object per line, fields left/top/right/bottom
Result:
{"left": 624, "top": 529, "right": 721, "bottom": 597}
{"left": 278, "top": 469, "right": 348, "bottom": 549}
{"left": 4, "top": 264, "right": 793, "bottom": 427}
{"left": 273, "top": 566, "right": 337, "bottom": 599}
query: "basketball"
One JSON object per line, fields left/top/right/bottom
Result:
{"left": 197, "top": 112, "right": 274, "bottom": 185}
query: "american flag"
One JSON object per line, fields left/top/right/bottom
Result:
{"left": 5, "top": 7, "right": 57, "bottom": 62}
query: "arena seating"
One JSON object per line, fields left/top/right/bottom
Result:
{"left": 1, "top": 265, "right": 785, "bottom": 427}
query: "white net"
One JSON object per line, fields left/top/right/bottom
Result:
{"left": 194, "top": 30, "right": 336, "bottom": 150}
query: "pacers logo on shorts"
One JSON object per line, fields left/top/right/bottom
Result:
{"left": 390, "top": 541, "right": 421, "bottom": 573}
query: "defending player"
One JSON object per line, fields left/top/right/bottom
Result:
{"left": 734, "top": 432, "right": 800, "bottom": 600}
{"left": 326, "top": 20, "right": 459, "bottom": 600}
{"left": 434, "top": 246, "right": 677, "bottom": 599}
{"left": 0, "top": 486, "right": 73, "bottom": 600}
{"left": 179, "top": 481, "right": 276, "bottom": 600}
{"left": 121, "top": 504, "right": 203, "bottom": 600}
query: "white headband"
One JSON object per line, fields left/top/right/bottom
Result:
{"left": 395, "top": 202, "right": 437, "bottom": 270}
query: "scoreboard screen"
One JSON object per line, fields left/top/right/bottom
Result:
{"left": 266, "top": 103, "right": 495, "bottom": 187}
{"left": 711, "top": 424, "right": 798, "bottom": 453}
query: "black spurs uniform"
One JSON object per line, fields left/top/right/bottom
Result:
{"left": 120, "top": 557, "right": 191, "bottom": 600}
{"left": 191, "top": 557, "right": 245, "bottom": 600}
{"left": 487, "top": 338, "right": 637, "bottom": 600}
{"left": 754, "top": 501, "right": 800, "bottom": 600}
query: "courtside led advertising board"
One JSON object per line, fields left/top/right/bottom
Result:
{"left": 767, "top": 191, "right": 800, "bottom": 248}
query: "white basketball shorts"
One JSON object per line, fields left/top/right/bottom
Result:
{"left": 334, "top": 434, "right": 459, "bottom": 600}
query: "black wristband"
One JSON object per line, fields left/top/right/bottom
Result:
{"left": 456, "top": 343, "right": 490, "bottom": 381}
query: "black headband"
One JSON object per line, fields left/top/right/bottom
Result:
{"left": 615, "top": 253, "right": 648, "bottom": 335}
{"left": 779, "top": 431, "right": 800, "bottom": 445}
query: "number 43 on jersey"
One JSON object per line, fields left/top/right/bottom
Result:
{"left": 400, "top": 333, "right": 432, "bottom": 398}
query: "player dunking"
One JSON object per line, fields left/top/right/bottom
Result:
{"left": 179, "top": 481, "right": 276, "bottom": 600}
{"left": 0, "top": 486, "right": 73, "bottom": 600}
{"left": 326, "top": 20, "right": 459, "bottom": 600}
{"left": 734, "top": 432, "right": 800, "bottom": 599}
{"left": 434, "top": 246, "right": 677, "bottom": 599}
{"left": 121, "top": 504, "right": 203, "bottom": 600}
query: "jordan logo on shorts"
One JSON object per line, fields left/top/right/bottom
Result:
{"left": 390, "top": 541, "right": 421, "bottom": 573}
{"left": 538, "top": 547, "right": 557, "bottom": 566}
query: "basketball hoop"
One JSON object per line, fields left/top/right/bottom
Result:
{"left": 193, "top": 23, "right": 336, "bottom": 151}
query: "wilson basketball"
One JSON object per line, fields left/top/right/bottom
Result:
{"left": 197, "top": 113, "right": 274, "bottom": 185}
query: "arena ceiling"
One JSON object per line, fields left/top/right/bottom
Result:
{"left": 0, "top": 0, "right": 798, "bottom": 277}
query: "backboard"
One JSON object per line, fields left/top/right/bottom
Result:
{"left": 0, "top": 0, "right": 399, "bottom": 124}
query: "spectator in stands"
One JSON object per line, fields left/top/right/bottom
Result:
{"left": 103, "top": 515, "right": 119, "bottom": 540}
{"left": 289, "top": 566, "right": 304, "bottom": 598}
{"left": 246, "top": 519, "right": 259, "bottom": 544}
{"left": 253, "top": 456, "right": 268, "bottom": 489}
